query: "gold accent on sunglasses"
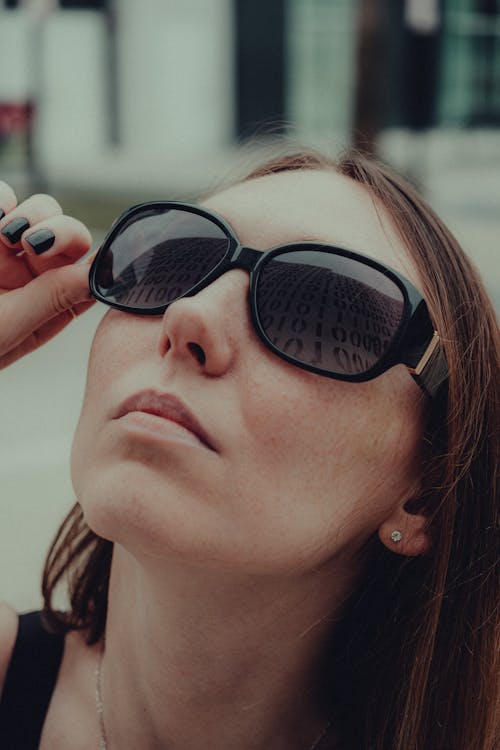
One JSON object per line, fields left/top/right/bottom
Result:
{"left": 408, "top": 331, "right": 441, "bottom": 376}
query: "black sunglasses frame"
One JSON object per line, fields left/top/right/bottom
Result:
{"left": 89, "top": 201, "right": 448, "bottom": 397}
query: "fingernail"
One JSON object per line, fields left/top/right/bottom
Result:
{"left": 0, "top": 209, "right": 5, "bottom": 221}
{"left": 26, "top": 228, "right": 56, "bottom": 255}
{"left": 1, "top": 217, "right": 30, "bottom": 244}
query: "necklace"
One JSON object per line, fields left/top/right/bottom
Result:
{"left": 95, "top": 649, "right": 331, "bottom": 750}
{"left": 95, "top": 648, "right": 108, "bottom": 750}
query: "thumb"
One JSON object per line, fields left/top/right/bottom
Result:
{"left": 0, "top": 262, "right": 93, "bottom": 357}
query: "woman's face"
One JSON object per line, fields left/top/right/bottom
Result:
{"left": 71, "top": 169, "right": 426, "bottom": 574}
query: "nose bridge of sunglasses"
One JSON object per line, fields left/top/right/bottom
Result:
{"left": 228, "top": 245, "right": 263, "bottom": 272}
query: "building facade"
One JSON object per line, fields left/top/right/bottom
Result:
{"left": 0, "top": 0, "right": 499, "bottom": 187}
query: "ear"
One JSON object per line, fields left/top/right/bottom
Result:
{"left": 377, "top": 499, "right": 431, "bottom": 557}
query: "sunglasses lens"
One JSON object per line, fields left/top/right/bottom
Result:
{"left": 93, "top": 207, "right": 230, "bottom": 310}
{"left": 256, "top": 249, "right": 405, "bottom": 375}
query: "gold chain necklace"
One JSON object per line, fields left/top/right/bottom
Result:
{"left": 95, "top": 649, "right": 331, "bottom": 750}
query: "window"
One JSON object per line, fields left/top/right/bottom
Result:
{"left": 59, "top": 0, "right": 106, "bottom": 9}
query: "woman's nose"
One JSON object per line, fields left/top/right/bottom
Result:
{"left": 157, "top": 270, "right": 250, "bottom": 376}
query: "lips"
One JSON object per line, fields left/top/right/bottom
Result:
{"left": 114, "top": 389, "right": 215, "bottom": 451}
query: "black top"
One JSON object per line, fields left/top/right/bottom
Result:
{"left": 0, "top": 611, "right": 65, "bottom": 749}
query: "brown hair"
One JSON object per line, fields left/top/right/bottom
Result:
{"left": 42, "top": 148, "right": 499, "bottom": 750}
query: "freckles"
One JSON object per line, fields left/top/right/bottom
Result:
{"left": 87, "top": 324, "right": 137, "bottom": 391}
{"left": 90, "top": 310, "right": 157, "bottom": 368}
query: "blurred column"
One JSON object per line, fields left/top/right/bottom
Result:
{"left": 104, "top": 0, "right": 119, "bottom": 145}
{"left": 21, "top": 0, "right": 58, "bottom": 191}
{"left": 352, "top": 0, "right": 390, "bottom": 154}
{"left": 400, "top": 0, "right": 442, "bottom": 131}
{"left": 235, "top": 0, "right": 285, "bottom": 138}
{"left": 32, "top": 1, "right": 108, "bottom": 173}
{"left": 117, "top": 0, "right": 234, "bottom": 157}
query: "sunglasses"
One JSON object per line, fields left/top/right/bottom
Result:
{"left": 89, "top": 201, "right": 448, "bottom": 397}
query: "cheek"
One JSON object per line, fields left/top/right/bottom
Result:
{"left": 71, "top": 317, "right": 142, "bottom": 505}
{"left": 239, "top": 368, "right": 423, "bottom": 532}
{"left": 85, "top": 313, "right": 142, "bottom": 382}
{"left": 76, "top": 312, "right": 158, "bottom": 420}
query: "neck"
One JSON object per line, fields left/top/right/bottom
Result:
{"left": 101, "top": 545, "right": 353, "bottom": 749}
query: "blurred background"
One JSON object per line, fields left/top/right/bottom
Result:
{"left": 1, "top": 0, "right": 499, "bottom": 611}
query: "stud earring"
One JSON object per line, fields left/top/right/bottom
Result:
{"left": 390, "top": 530, "right": 403, "bottom": 543}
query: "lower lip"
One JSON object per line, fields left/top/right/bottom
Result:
{"left": 115, "top": 411, "right": 207, "bottom": 449}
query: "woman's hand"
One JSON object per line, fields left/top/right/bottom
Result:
{"left": 0, "top": 181, "right": 96, "bottom": 369}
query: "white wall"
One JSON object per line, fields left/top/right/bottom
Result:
{"left": 36, "top": 10, "right": 108, "bottom": 165}
{"left": 1, "top": 1, "right": 235, "bottom": 183}
{"left": 0, "top": 11, "right": 32, "bottom": 101}
{"left": 117, "top": 0, "right": 234, "bottom": 158}
{"left": 0, "top": 9, "right": 108, "bottom": 164}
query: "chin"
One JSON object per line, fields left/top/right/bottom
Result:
{"left": 70, "top": 458, "right": 218, "bottom": 568}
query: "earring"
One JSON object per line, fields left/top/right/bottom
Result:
{"left": 390, "top": 530, "right": 403, "bottom": 543}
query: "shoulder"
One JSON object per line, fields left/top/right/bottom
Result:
{"left": 0, "top": 601, "right": 18, "bottom": 699}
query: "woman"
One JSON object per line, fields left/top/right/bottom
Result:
{"left": 0, "top": 149, "right": 498, "bottom": 750}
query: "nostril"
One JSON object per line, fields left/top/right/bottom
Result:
{"left": 188, "top": 342, "right": 206, "bottom": 366}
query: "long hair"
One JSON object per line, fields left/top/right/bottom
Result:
{"left": 42, "top": 148, "right": 499, "bottom": 750}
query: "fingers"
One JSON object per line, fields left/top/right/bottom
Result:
{"left": 0, "top": 187, "right": 93, "bottom": 276}
{"left": 0, "top": 181, "right": 18, "bottom": 218}
{"left": 0, "top": 182, "right": 98, "bottom": 368}
{"left": 0, "top": 193, "right": 62, "bottom": 250}
{"left": 22, "top": 214, "right": 93, "bottom": 265}
{"left": 0, "top": 260, "right": 94, "bottom": 361}
{"left": 0, "top": 297, "right": 96, "bottom": 369}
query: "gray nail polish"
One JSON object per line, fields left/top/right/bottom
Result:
{"left": 26, "top": 229, "right": 56, "bottom": 255}
{"left": 1, "top": 217, "right": 30, "bottom": 244}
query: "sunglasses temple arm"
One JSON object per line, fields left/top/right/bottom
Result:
{"left": 407, "top": 332, "right": 449, "bottom": 398}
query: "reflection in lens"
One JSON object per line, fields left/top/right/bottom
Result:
{"left": 256, "top": 250, "right": 405, "bottom": 375}
{"left": 94, "top": 208, "right": 230, "bottom": 309}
